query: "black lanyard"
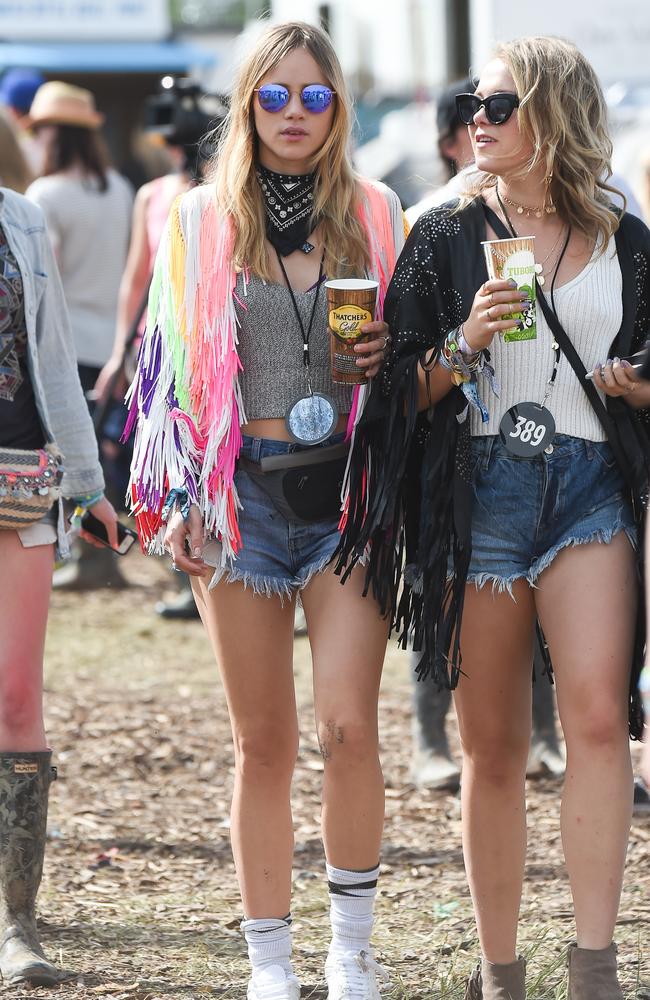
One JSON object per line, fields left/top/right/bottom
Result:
{"left": 275, "top": 248, "right": 325, "bottom": 370}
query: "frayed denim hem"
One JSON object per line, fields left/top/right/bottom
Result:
{"left": 528, "top": 521, "right": 636, "bottom": 584}
{"left": 467, "top": 522, "right": 637, "bottom": 600}
{"left": 298, "top": 550, "right": 338, "bottom": 590}
{"left": 207, "top": 563, "right": 295, "bottom": 602}
{"left": 207, "top": 550, "right": 336, "bottom": 603}
{"left": 467, "top": 571, "right": 523, "bottom": 600}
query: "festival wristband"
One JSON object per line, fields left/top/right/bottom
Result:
{"left": 72, "top": 490, "right": 104, "bottom": 509}
{"left": 447, "top": 325, "right": 480, "bottom": 358}
{"left": 161, "top": 487, "right": 192, "bottom": 523}
{"left": 458, "top": 328, "right": 479, "bottom": 355}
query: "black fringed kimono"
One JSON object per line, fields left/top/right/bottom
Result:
{"left": 335, "top": 198, "right": 650, "bottom": 739}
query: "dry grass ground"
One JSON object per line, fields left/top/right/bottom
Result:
{"left": 4, "top": 550, "right": 649, "bottom": 999}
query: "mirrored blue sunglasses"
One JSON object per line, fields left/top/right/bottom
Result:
{"left": 254, "top": 84, "right": 336, "bottom": 114}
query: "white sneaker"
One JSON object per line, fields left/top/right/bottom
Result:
{"left": 247, "top": 964, "right": 301, "bottom": 1000}
{"left": 325, "top": 950, "right": 389, "bottom": 1000}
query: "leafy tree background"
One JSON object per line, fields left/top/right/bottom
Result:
{"left": 171, "top": 0, "right": 270, "bottom": 29}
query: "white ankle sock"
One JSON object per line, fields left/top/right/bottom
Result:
{"left": 326, "top": 861, "right": 380, "bottom": 958}
{"left": 241, "top": 915, "right": 293, "bottom": 975}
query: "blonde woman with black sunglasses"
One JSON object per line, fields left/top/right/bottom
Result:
{"left": 338, "top": 36, "right": 650, "bottom": 1000}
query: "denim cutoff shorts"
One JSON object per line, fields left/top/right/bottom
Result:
{"left": 202, "top": 434, "right": 344, "bottom": 598}
{"left": 466, "top": 434, "right": 636, "bottom": 595}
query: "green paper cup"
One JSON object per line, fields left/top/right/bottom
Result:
{"left": 482, "top": 236, "right": 537, "bottom": 342}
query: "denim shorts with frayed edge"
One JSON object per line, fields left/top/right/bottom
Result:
{"left": 466, "top": 434, "right": 636, "bottom": 597}
{"left": 202, "top": 434, "right": 344, "bottom": 600}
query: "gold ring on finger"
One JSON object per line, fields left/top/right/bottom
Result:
{"left": 487, "top": 307, "right": 493, "bottom": 321}
{"left": 490, "top": 292, "right": 495, "bottom": 305}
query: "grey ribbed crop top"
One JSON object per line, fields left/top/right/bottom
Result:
{"left": 235, "top": 271, "right": 354, "bottom": 420}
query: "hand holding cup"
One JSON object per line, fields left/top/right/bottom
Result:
{"left": 326, "top": 278, "right": 379, "bottom": 384}
{"left": 463, "top": 279, "right": 532, "bottom": 353}
{"left": 353, "top": 320, "right": 391, "bottom": 379}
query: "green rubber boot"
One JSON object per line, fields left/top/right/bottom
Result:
{"left": 0, "top": 752, "right": 74, "bottom": 986}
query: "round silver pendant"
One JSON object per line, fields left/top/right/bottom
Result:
{"left": 285, "top": 392, "right": 338, "bottom": 445}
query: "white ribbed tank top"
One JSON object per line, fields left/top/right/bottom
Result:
{"left": 470, "top": 235, "right": 622, "bottom": 442}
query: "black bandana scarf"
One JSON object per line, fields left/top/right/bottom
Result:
{"left": 256, "top": 165, "right": 317, "bottom": 256}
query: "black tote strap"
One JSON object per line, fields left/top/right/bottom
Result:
{"left": 534, "top": 291, "right": 618, "bottom": 434}
{"left": 483, "top": 202, "right": 513, "bottom": 242}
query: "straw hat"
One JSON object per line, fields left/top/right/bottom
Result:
{"left": 28, "top": 81, "right": 104, "bottom": 130}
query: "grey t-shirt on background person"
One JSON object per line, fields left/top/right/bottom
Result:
{"left": 26, "top": 168, "right": 133, "bottom": 368}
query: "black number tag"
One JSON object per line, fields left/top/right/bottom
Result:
{"left": 499, "top": 401, "right": 555, "bottom": 458}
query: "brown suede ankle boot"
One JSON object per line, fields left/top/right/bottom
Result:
{"left": 567, "top": 943, "right": 624, "bottom": 1000}
{"left": 464, "top": 957, "right": 526, "bottom": 999}
{"left": 0, "top": 752, "right": 74, "bottom": 986}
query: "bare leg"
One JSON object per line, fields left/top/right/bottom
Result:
{"left": 535, "top": 534, "right": 635, "bottom": 949}
{"left": 453, "top": 580, "right": 536, "bottom": 964}
{"left": 0, "top": 532, "right": 68, "bottom": 987}
{"left": 0, "top": 532, "right": 53, "bottom": 751}
{"left": 301, "top": 565, "right": 388, "bottom": 869}
{"left": 192, "top": 576, "right": 298, "bottom": 918}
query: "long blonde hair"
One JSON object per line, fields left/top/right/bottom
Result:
{"left": 0, "top": 112, "right": 33, "bottom": 194}
{"left": 460, "top": 36, "right": 622, "bottom": 248}
{"left": 210, "top": 20, "right": 369, "bottom": 281}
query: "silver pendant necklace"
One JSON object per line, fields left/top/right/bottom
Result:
{"left": 276, "top": 249, "right": 338, "bottom": 446}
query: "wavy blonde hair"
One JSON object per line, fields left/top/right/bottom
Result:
{"left": 460, "top": 36, "right": 622, "bottom": 248}
{"left": 209, "top": 20, "right": 369, "bottom": 281}
{"left": 0, "top": 112, "right": 33, "bottom": 194}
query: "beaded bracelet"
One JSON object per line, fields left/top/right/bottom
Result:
{"left": 445, "top": 327, "right": 481, "bottom": 366}
{"left": 440, "top": 342, "right": 482, "bottom": 380}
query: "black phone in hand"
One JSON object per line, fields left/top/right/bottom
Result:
{"left": 70, "top": 509, "right": 138, "bottom": 555}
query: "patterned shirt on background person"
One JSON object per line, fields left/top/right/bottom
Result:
{"left": 0, "top": 223, "right": 43, "bottom": 448}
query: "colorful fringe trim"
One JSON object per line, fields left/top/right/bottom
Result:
{"left": 125, "top": 180, "right": 404, "bottom": 560}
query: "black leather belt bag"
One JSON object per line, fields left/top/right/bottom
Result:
{"left": 238, "top": 441, "right": 349, "bottom": 524}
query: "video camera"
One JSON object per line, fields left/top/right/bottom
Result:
{"left": 143, "top": 78, "right": 227, "bottom": 173}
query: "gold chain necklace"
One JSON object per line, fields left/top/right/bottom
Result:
{"left": 535, "top": 226, "right": 568, "bottom": 286}
{"left": 500, "top": 189, "right": 556, "bottom": 219}
{"left": 495, "top": 188, "right": 567, "bottom": 287}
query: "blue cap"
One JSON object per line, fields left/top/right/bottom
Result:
{"left": 0, "top": 69, "right": 46, "bottom": 114}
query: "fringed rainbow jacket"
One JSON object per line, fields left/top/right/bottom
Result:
{"left": 125, "top": 179, "right": 405, "bottom": 564}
